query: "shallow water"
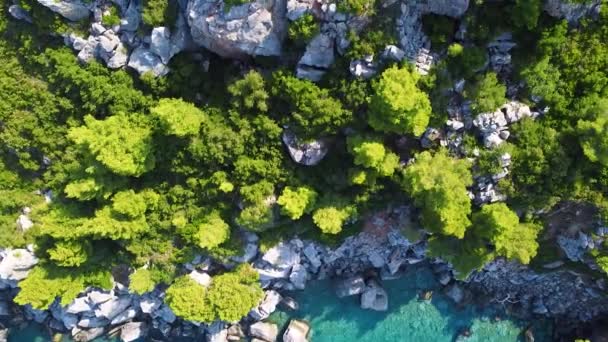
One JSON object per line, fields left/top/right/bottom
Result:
{"left": 9, "top": 266, "right": 552, "bottom": 342}
{"left": 270, "top": 266, "right": 552, "bottom": 342}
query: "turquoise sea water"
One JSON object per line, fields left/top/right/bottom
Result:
{"left": 270, "top": 266, "right": 552, "bottom": 342}
{"left": 9, "top": 266, "right": 552, "bottom": 342}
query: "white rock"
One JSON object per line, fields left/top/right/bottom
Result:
{"left": 282, "top": 131, "right": 329, "bottom": 166}
{"left": 95, "top": 296, "right": 132, "bottom": 320}
{"left": 189, "top": 270, "right": 212, "bottom": 287}
{"left": 66, "top": 297, "right": 93, "bottom": 314}
{"left": 121, "top": 322, "right": 148, "bottom": 342}
{"left": 110, "top": 307, "right": 137, "bottom": 325}
{"left": 139, "top": 295, "right": 161, "bottom": 314}
{"left": 127, "top": 47, "right": 169, "bottom": 77}
{"left": 283, "top": 319, "right": 310, "bottom": 342}
{"left": 36, "top": 0, "right": 90, "bottom": 21}
{"left": 16, "top": 215, "right": 34, "bottom": 232}
{"left": 249, "top": 290, "right": 281, "bottom": 321}
{"left": 262, "top": 242, "right": 300, "bottom": 270}
{"left": 78, "top": 316, "right": 109, "bottom": 328}
{"left": 0, "top": 249, "right": 38, "bottom": 283}
{"left": 87, "top": 290, "right": 113, "bottom": 305}
{"left": 249, "top": 322, "right": 278, "bottom": 342}
{"left": 289, "top": 264, "right": 308, "bottom": 290}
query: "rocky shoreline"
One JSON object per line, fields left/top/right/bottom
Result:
{"left": 0, "top": 206, "right": 607, "bottom": 341}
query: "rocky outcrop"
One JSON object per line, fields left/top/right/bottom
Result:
{"left": 36, "top": 0, "right": 90, "bottom": 21}
{"left": 468, "top": 259, "right": 608, "bottom": 324}
{"left": 396, "top": 2, "right": 434, "bottom": 75}
{"left": 543, "top": 0, "right": 602, "bottom": 23}
{"left": 360, "top": 278, "right": 388, "bottom": 311}
{"left": 488, "top": 32, "right": 516, "bottom": 75}
{"left": 186, "top": 0, "right": 287, "bottom": 58}
{"left": 296, "top": 33, "right": 335, "bottom": 82}
{"left": 0, "top": 248, "right": 38, "bottom": 288}
{"left": 283, "top": 319, "right": 310, "bottom": 342}
{"left": 249, "top": 321, "right": 279, "bottom": 342}
{"left": 127, "top": 46, "right": 170, "bottom": 76}
{"left": 473, "top": 101, "right": 540, "bottom": 148}
{"left": 282, "top": 130, "right": 329, "bottom": 166}
{"left": 249, "top": 290, "right": 281, "bottom": 320}
{"left": 558, "top": 232, "right": 590, "bottom": 262}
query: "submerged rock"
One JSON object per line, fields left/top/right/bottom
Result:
{"left": 334, "top": 275, "right": 366, "bottom": 298}
{"left": 249, "top": 322, "right": 278, "bottom": 342}
{"left": 283, "top": 319, "right": 310, "bottom": 342}
{"left": 360, "top": 279, "right": 389, "bottom": 311}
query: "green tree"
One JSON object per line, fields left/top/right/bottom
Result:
{"left": 468, "top": 72, "right": 506, "bottom": 114}
{"left": 207, "top": 264, "right": 263, "bottom": 322}
{"left": 277, "top": 186, "right": 318, "bottom": 220}
{"left": 165, "top": 276, "right": 215, "bottom": 322}
{"left": 48, "top": 240, "right": 92, "bottom": 267}
{"left": 272, "top": 72, "right": 352, "bottom": 137}
{"left": 312, "top": 206, "right": 356, "bottom": 234}
{"left": 288, "top": 14, "right": 320, "bottom": 44}
{"left": 472, "top": 203, "right": 540, "bottom": 264}
{"left": 511, "top": 0, "right": 542, "bottom": 30}
{"left": 347, "top": 135, "right": 400, "bottom": 177}
{"left": 142, "top": 0, "right": 176, "bottom": 27}
{"left": 129, "top": 268, "right": 156, "bottom": 295}
{"left": 578, "top": 114, "right": 608, "bottom": 167}
{"left": 152, "top": 98, "right": 206, "bottom": 137}
{"left": 401, "top": 150, "right": 472, "bottom": 238}
{"left": 228, "top": 71, "right": 269, "bottom": 113}
{"left": 68, "top": 114, "right": 156, "bottom": 177}
{"left": 194, "top": 214, "right": 231, "bottom": 249}
{"left": 368, "top": 66, "right": 432, "bottom": 136}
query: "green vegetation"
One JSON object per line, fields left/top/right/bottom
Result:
{"left": 277, "top": 186, "right": 318, "bottom": 220}
{"left": 142, "top": 0, "right": 176, "bottom": 27}
{"left": 468, "top": 72, "right": 506, "bottom": 114}
{"left": 102, "top": 6, "right": 121, "bottom": 27}
{"left": 129, "top": 268, "right": 156, "bottom": 294}
{"left": 368, "top": 66, "right": 432, "bottom": 137}
{"left": 288, "top": 14, "right": 320, "bottom": 44}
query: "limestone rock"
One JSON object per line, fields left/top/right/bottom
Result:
{"left": 94, "top": 296, "right": 132, "bottom": 320}
{"left": 296, "top": 33, "right": 335, "bottom": 82}
{"left": 287, "top": 0, "right": 314, "bottom": 20}
{"left": 249, "top": 322, "right": 278, "bottom": 342}
{"left": 289, "top": 263, "right": 308, "bottom": 290}
{"left": 139, "top": 295, "right": 161, "bottom": 314}
{"left": 16, "top": 215, "right": 34, "bottom": 232}
{"left": 189, "top": 269, "right": 212, "bottom": 287}
{"left": 283, "top": 319, "right": 310, "bottom": 342}
{"left": 334, "top": 275, "right": 366, "bottom": 298}
{"left": 36, "top": 0, "right": 90, "bottom": 21}
{"left": 151, "top": 27, "right": 173, "bottom": 64}
{"left": 127, "top": 46, "right": 169, "bottom": 77}
{"left": 187, "top": 0, "right": 286, "bottom": 58}
{"left": 67, "top": 297, "right": 93, "bottom": 314}
{"left": 0, "top": 248, "right": 38, "bottom": 285}
{"left": 206, "top": 321, "right": 228, "bottom": 342}
{"left": 120, "top": 322, "right": 148, "bottom": 342}
{"left": 282, "top": 130, "right": 329, "bottom": 166}
{"left": 78, "top": 317, "right": 109, "bottom": 329}
{"left": 262, "top": 242, "right": 300, "bottom": 270}
{"left": 250, "top": 290, "right": 281, "bottom": 320}
{"left": 110, "top": 307, "right": 137, "bottom": 325}
{"left": 360, "top": 279, "right": 388, "bottom": 311}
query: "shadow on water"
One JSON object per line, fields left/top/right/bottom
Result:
{"left": 272, "top": 265, "right": 553, "bottom": 342}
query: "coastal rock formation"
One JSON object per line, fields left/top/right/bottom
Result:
{"left": 249, "top": 321, "right": 279, "bottom": 342}
{"left": 283, "top": 319, "right": 310, "bottom": 342}
{"left": 0, "top": 248, "right": 38, "bottom": 288}
{"left": 186, "top": 0, "right": 287, "bottom": 58}
{"left": 360, "top": 278, "right": 389, "bottom": 311}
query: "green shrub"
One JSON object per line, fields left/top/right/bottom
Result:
{"left": 102, "top": 6, "right": 121, "bottom": 27}
{"left": 142, "top": 0, "right": 176, "bottom": 27}
{"left": 288, "top": 14, "right": 320, "bottom": 44}
{"left": 129, "top": 268, "right": 156, "bottom": 295}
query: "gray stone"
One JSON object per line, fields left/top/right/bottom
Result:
{"left": 152, "top": 305, "right": 176, "bottom": 323}
{"left": 381, "top": 45, "right": 405, "bottom": 61}
{"left": 297, "top": 34, "right": 335, "bottom": 82}
{"left": 282, "top": 131, "right": 329, "bottom": 166}
{"left": 250, "top": 290, "right": 281, "bottom": 321}
{"left": 543, "top": 0, "right": 601, "bottom": 23}
{"left": 139, "top": 295, "right": 161, "bottom": 314}
{"left": 262, "top": 242, "right": 300, "bottom": 270}
{"left": 422, "top": 0, "right": 469, "bottom": 17}
{"left": 9, "top": 5, "right": 32, "bottom": 22}
{"left": 107, "top": 43, "right": 129, "bottom": 69}
{"left": 120, "top": 0, "right": 140, "bottom": 32}
{"left": 334, "top": 275, "right": 366, "bottom": 298}
{"left": 360, "top": 279, "right": 388, "bottom": 311}
{"left": 16, "top": 215, "right": 34, "bottom": 232}
{"left": 67, "top": 297, "right": 93, "bottom": 314}
{"left": 206, "top": 321, "right": 228, "bottom": 342}
{"left": 78, "top": 317, "right": 110, "bottom": 328}
{"left": 231, "top": 242, "right": 258, "bottom": 263}
{"left": 120, "top": 322, "right": 148, "bottom": 342}
{"left": 127, "top": 46, "right": 169, "bottom": 77}
{"left": 286, "top": 0, "right": 314, "bottom": 20}
{"left": 0, "top": 249, "right": 38, "bottom": 284}
{"left": 558, "top": 232, "right": 589, "bottom": 262}
{"left": 110, "top": 307, "right": 137, "bottom": 325}
{"left": 283, "top": 319, "right": 310, "bottom": 342}
{"left": 289, "top": 264, "right": 308, "bottom": 290}
{"left": 302, "top": 244, "right": 322, "bottom": 270}
{"left": 95, "top": 296, "right": 132, "bottom": 320}
{"left": 72, "top": 327, "right": 105, "bottom": 342}
{"left": 187, "top": 0, "right": 286, "bottom": 58}
{"left": 87, "top": 290, "right": 113, "bottom": 305}
{"left": 189, "top": 270, "right": 212, "bottom": 287}
{"left": 249, "top": 322, "right": 278, "bottom": 342}
{"left": 91, "top": 23, "right": 107, "bottom": 36}
{"left": 445, "top": 283, "right": 464, "bottom": 304}
{"left": 150, "top": 27, "right": 173, "bottom": 64}
{"left": 36, "top": 0, "right": 90, "bottom": 21}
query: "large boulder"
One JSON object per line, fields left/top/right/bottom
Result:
{"left": 0, "top": 248, "right": 38, "bottom": 287}
{"left": 94, "top": 296, "right": 132, "bottom": 320}
{"left": 206, "top": 321, "right": 228, "bottom": 342}
{"left": 262, "top": 242, "right": 300, "bottom": 270}
{"left": 296, "top": 33, "right": 335, "bottom": 82}
{"left": 249, "top": 290, "right": 281, "bottom": 321}
{"left": 249, "top": 322, "right": 278, "bottom": 342}
{"left": 283, "top": 319, "right": 310, "bottom": 342}
{"left": 127, "top": 46, "right": 170, "bottom": 77}
{"left": 334, "top": 275, "right": 366, "bottom": 298}
{"left": 187, "top": 0, "right": 287, "bottom": 58}
{"left": 120, "top": 322, "right": 148, "bottom": 342}
{"left": 36, "top": 0, "right": 90, "bottom": 21}
{"left": 360, "top": 279, "right": 388, "bottom": 311}
{"left": 282, "top": 131, "right": 329, "bottom": 166}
